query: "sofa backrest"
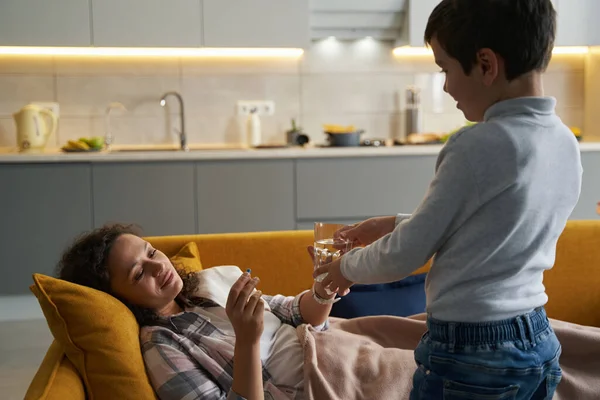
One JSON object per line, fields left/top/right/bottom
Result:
{"left": 147, "top": 220, "right": 600, "bottom": 327}
{"left": 544, "top": 220, "right": 600, "bottom": 327}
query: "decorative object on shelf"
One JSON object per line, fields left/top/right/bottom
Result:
{"left": 286, "top": 119, "right": 309, "bottom": 147}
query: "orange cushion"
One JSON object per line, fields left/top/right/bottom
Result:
{"left": 30, "top": 242, "right": 202, "bottom": 400}
{"left": 169, "top": 241, "right": 203, "bottom": 273}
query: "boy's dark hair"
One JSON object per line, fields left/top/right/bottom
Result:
{"left": 424, "top": 0, "right": 556, "bottom": 80}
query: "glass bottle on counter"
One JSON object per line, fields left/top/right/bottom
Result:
{"left": 405, "top": 85, "right": 422, "bottom": 137}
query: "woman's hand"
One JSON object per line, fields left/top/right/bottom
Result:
{"left": 227, "top": 273, "right": 265, "bottom": 400}
{"left": 334, "top": 216, "right": 397, "bottom": 247}
{"left": 226, "top": 272, "right": 264, "bottom": 345}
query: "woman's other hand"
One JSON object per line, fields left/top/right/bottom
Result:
{"left": 226, "top": 273, "right": 264, "bottom": 345}
{"left": 334, "top": 216, "right": 397, "bottom": 247}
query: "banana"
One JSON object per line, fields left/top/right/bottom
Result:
{"left": 63, "top": 140, "right": 90, "bottom": 151}
{"left": 79, "top": 137, "right": 93, "bottom": 147}
{"left": 61, "top": 137, "right": 106, "bottom": 152}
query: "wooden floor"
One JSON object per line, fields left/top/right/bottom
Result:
{"left": 0, "top": 319, "right": 54, "bottom": 399}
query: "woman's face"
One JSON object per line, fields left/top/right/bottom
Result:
{"left": 107, "top": 234, "right": 183, "bottom": 311}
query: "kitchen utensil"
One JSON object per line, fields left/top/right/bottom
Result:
{"left": 14, "top": 104, "right": 58, "bottom": 153}
{"left": 325, "top": 130, "right": 365, "bottom": 147}
{"left": 287, "top": 132, "right": 309, "bottom": 146}
{"left": 405, "top": 86, "right": 422, "bottom": 136}
{"left": 361, "top": 138, "right": 387, "bottom": 147}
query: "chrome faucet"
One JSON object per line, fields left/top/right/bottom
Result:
{"left": 104, "top": 102, "right": 127, "bottom": 151}
{"left": 160, "top": 91, "right": 188, "bottom": 151}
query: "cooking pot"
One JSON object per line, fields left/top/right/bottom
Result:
{"left": 325, "top": 130, "right": 364, "bottom": 147}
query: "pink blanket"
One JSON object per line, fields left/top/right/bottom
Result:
{"left": 297, "top": 314, "right": 600, "bottom": 400}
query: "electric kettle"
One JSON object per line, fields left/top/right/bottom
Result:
{"left": 13, "top": 104, "right": 58, "bottom": 153}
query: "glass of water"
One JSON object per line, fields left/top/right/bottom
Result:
{"left": 313, "top": 222, "right": 353, "bottom": 283}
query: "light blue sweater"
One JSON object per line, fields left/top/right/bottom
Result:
{"left": 341, "top": 97, "right": 583, "bottom": 322}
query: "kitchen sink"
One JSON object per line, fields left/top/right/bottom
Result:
{"left": 109, "top": 144, "right": 247, "bottom": 152}
{"left": 110, "top": 148, "right": 181, "bottom": 152}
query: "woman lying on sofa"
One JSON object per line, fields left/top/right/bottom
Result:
{"left": 58, "top": 223, "right": 346, "bottom": 400}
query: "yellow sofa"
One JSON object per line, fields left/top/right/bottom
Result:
{"left": 25, "top": 221, "right": 600, "bottom": 399}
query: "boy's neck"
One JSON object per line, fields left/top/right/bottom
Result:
{"left": 496, "top": 71, "right": 544, "bottom": 103}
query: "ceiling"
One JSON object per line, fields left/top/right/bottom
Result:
{"left": 309, "top": 0, "right": 408, "bottom": 40}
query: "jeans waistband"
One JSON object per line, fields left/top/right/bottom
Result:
{"left": 427, "top": 307, "right": 550, "bottom": 348}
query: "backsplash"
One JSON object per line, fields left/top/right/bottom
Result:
{"left": 0, "top": 40, "right": 590, "bottom": 148}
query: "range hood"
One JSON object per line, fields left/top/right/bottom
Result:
{"left": 310, "top": 0, "right": 408, "bottom": 41}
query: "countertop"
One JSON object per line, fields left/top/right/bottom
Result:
{"left": 2, "top": 142, "right": 600, "bottom": 163}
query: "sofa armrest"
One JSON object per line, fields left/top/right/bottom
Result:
{"left": 25, "top": 340, "right": 85, "bottom": 400}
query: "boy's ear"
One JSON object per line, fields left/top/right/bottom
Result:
{"left": 477, "top": 48, "right": 500, "bottom": 86}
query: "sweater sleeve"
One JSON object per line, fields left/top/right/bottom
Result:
{"left": 395, "top": 213, "right": 411, "bottom": 227}
{"left": 341, "top": 137, "right": 480, "bottom": 284}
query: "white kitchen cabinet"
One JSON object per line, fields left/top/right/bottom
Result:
{"left": 0, "top": 0, "right": 91, "bottom": 46}
{"left": 202, "top": 0, "right": 310, "bottom": 48}
{"left": 407, "top": 0, "right": 438, "bottom": 47}
{"left": 407, "top": 0, "right": 598, "bottom": 48}
{"left": 586, "top": 1, "right": 600, "bottom": 45}
{"left": 554, "top": 0, "right": 600, "bottom": 46}
{"left": 92, "top": 0, "right": 202, "bottom": 47}
{"left": 555, "top": 0, "right": 586, "bottom": 46}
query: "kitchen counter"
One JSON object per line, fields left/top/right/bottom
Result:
{"left": 2, "top": 142, "right": 600, "bottom": 163}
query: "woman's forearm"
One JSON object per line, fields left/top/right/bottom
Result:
{"left": 298, "top": 282, "right": 334, "bottom": 327}
{"left": 232, "top": 341, "right": 264, "bottom": 400}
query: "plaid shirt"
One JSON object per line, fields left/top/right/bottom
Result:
{"left": 140, "top": 291, "right": 328, "bottom": 400}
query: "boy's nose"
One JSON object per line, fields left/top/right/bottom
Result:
{"left": 443, "top": 79, "right": 448, "bottom": 93}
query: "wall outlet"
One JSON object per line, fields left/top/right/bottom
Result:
{"left": 236, "top": 100, "right": 275, "bottom": 116}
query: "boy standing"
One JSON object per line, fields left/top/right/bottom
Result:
{"left": 313, "top": 0, "right": 583, "bottom": 398}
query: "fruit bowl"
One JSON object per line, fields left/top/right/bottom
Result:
{"left": 61, "top": 137, "right": 105, "bottom": 152}
{"left": 61, "top": 147, "right": 103, "bottom": 153}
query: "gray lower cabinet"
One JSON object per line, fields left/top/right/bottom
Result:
{"left": 195, "top": 160, "right": 295, "bottom": 233}
{"left": 571, "top": 152, "right": 600, "bottom": 219}
{"left": 92, "top": 162, "right": 196, "bottom": 236}
{"left": 0, "top": 164, "right": 92, "bottom": 295}
{"left": 296, "top": 156, "right": 437, "bottom": 221}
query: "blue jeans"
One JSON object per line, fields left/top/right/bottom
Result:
{"left": 410, "top": 307, "right": 562, "bottom": 400}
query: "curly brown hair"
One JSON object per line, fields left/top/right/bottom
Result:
{"left": 56, "top": 223, "right": 198, "bottom": 326}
